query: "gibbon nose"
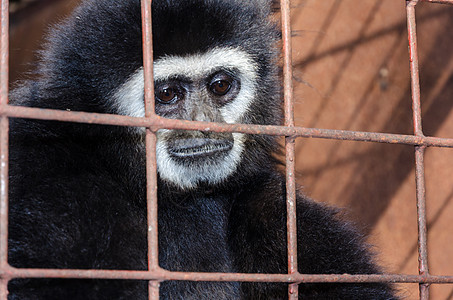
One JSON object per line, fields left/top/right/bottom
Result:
{"left": 186, "top": 97, "right": 224, "bottom": 123}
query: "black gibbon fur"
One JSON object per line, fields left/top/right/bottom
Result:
{"left": 8, "top": 0, "right": 398, "bottom": 299}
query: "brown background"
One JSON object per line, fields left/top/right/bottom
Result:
{"left": 292, "top": 1, "right": 453, "bottom": 299}
{"left": 9, "top": 0, "right": 453, "bottom": 299}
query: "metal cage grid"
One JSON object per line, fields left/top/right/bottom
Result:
{"left": 0, "top": 0, "right": 452, "bottom": 299}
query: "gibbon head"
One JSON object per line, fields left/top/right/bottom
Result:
{"left": 112, "top": 0, "right": 282, "bottom": 189}
{"left": 39, "top": 0, "right": 282, "bottom": 190}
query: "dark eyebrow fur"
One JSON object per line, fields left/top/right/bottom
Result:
{"left": 154, "top": 75, "right": 193, "bottom": 85}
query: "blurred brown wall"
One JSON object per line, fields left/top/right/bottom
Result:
{"left": 292, "top": 1, "right": 453, "bottom": 299}
{"left": 9, "top": 1, "right": 453, "bottom": 299}
{"left": 10, "top": 0, "right": 80, "bottom": 85}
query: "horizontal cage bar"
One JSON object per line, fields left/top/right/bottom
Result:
{"left": 1, "top": 266, "right": 453, "bottom": 285}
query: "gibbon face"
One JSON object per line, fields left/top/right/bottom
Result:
{"left": 112, "top": 47, "right": 259, "bottom": 189}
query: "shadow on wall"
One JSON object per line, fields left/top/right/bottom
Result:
{"left": 293, "top": 0, "right": 453, "bottom": 231}
{"left": 292, "top": 1, "right": 453, "bottom": 298}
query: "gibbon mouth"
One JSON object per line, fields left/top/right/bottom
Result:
{"left": 168, "top": 138, "right": 233, "bottom": 158}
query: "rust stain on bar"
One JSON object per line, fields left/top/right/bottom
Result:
{"left": 420, "top": 284, "right": 429, "bottom": 300}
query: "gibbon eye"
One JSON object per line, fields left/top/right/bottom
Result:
{"left": 157, "top": 87, "right": 177, "bottom": 104}
{"left": 210, "top": 80, "right": 231, "bottom": 96}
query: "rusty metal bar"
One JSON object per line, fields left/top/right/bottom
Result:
{"left": 0, "top": 117, "right": 8, "bottom": 269}
{"left": 0, "top": 279, "right": 6, "bottom": 299}
{"left": 285, "top": 134, "right": 298, "bottom": 298}
{"left": 406, "top": 1, "right": 430, "bottom": 299}
{"left": 141, "top": 0, "right": 160, "bottom": 299}
{"left": 2, "top": 266, "right": 453, "bottom": 284}
{"left": 0, "top": 0, "right": 6, "bottom": 106}
{"left": 145, "top": 128, "right": 159, "bottom": 299}
{"left": 420, "top": 0, "right": 453, "bottom": 4}
{"left": 0, "top": 0, "right": 8, "bottom": 293}
{"left": 281, "top": 1, "right": 294, "bottom": 128}
{"left": 141, "top": 0, "right": 158, "bottom": 272}
{"left": 407, "top": 0, "right": 423, "bottom": 137}
{"left": 280, "top": 0, "right": 299, "bottom": 298}
{"left": 141, "top": 0, "right": 155, "bottom": 119}
{"left": 284, "top": 135, "right": 299, "bottom": 298}
{"left": 149, "top": 281, "right": 160, "bottom": 300}
{"left": 415, "top": 146, "right": 429, "bottom": 300}
{"left": 2, "top": 105, "right": 453, "bottom": 146}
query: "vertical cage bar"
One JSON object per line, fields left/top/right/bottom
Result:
{"left": 281, "top": 2, "right": 294, "bottom": 126}
{"left": 0, "top": 117, "right": 8, "bottom": 270}
{"left": 149, "top": 281, "right": 160, "bottom": 300}
{"left": 142, "top": 0, "right": 159, "bottom": 270}
{"left": 141, "top": 0, "right": 160, "bottom": 299}
{"left": 0, "top": 0, "right": 8, "bottom": 273}
{"left": 415, "top": 146, "right": 429, "bottom": 300}
{"left": 421, "top": 0, "right": 453, "bottom": 4}
{"left": 285, "top": 136, "right": 298, "bottom": 299}
{"left": 141, "top": 0, "right": 155, "bottom": 118}
{"left": 145, "top": 129, "right": 159, "bottom": 300}
{"left": 0, "top": 279, "right": 7, "bottom": 299}
{"left": 406, "top": 0, "right": 423, "bottom": 136}
{"left": 0, "top": 1, "right": 8, "bottom": 299}
{"left": 280, "top": 0, "right": 298, "bottom": 298}
{"left": 406, "top": 1, "right": 430, "bottom": 299}
{"left": 0, "top": 0, "right": 7, "bottom": 106}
